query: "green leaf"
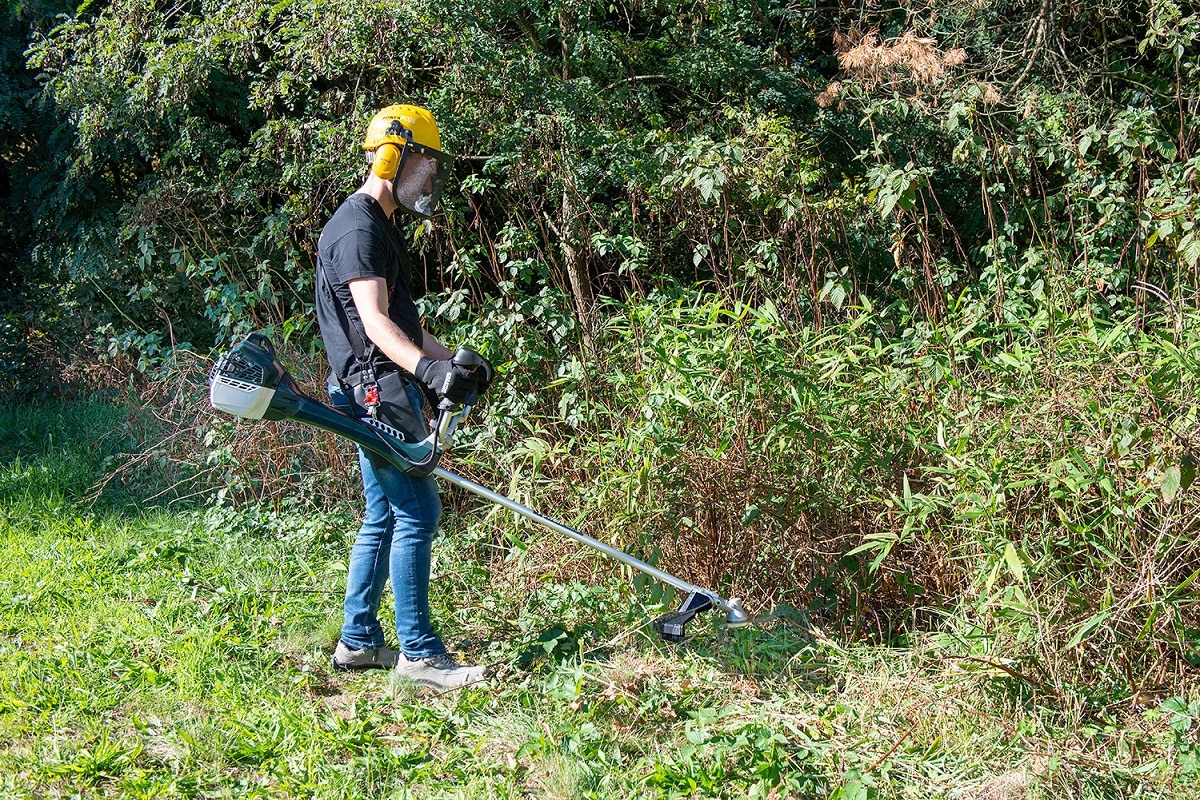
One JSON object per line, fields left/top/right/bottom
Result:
{"left": 1163, "top": 465, "right": 1182, "bottom": 503}
{"left": 1167, "top": 567, "right": 1200, "bottom": 601}
{"left": 535, "top": 628, "right": 568, "bottom": 654}
{"left": 829, "top": 284, "right": 847, "bottom": 310}
{"left": 1182, "top": 453, "right": 1197, "bottom": 492}
{"left": 1159, "top": 697, "right": 1194, "bottom": 735}
{"left": 1003, "top": 542, "right": 1024, "bottom": 582}
{"left": 1066, "top": 611, "right": 1110, "bottom": 650}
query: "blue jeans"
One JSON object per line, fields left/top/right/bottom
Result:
{"left": 329, "top": 381, "right": 446, "bottom": 659}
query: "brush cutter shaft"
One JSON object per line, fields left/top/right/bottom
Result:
{"left": 433, "top": 467, "right": 738, "bottom": 616}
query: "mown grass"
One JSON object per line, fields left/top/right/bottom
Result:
{"left": 1, "top": 401, "right": 1196, "bottom": 798}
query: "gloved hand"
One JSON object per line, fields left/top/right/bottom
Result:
{"left": 415, "top": 357, "right": 479, "bottom": 404}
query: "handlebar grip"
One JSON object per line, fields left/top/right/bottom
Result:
{"left": 452, "top": 347, "right": 485, "bottom": 369}
{"left": 451, "top": 346, "right": 493, "bottom": 386}
{"left": 438, "top": 387, "right": 478, "bottom": 412}
{"left": 437, "top": 347, "right": 489, "bottom": 412}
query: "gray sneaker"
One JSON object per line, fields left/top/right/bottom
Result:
{"left": 332, "top": 640, "right": 400, "bottom": 671}
{"left": 394, "top": 653, "right": 487, "bottom": 690}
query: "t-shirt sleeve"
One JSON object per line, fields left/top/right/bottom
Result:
{"left": 325, "top": 207, "right": 391, "bottom": 285}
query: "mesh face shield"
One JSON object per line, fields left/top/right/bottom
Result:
{"left": 392, "top": 142, "right": 453, "bottom": 219}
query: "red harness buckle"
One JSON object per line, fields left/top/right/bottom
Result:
{"left": 363, "top": 384, "right": 380, "bottom": 415}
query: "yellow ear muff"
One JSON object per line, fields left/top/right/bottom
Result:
{"left": 371, "top": 142, "right": 402, "bottom": 180}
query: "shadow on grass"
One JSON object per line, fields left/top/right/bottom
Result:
{"left": 0, "top": 399, "right": 191, "bottom": 513}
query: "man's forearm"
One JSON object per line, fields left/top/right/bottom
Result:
{"left": 420, "top": 328, "right": 453, "bottom": 361}
{"left": 360, "top": 314, "right": 426, "bottom": 374}
{"left": 348, "top": 276, "right": 441, "bottom": 375}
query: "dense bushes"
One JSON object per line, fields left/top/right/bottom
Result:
{"left": 5, "top": 0, "right": 1196, "bottom": 363}
{"left": 459, "top": 288, "right": 1200, "bottom": 691}
{"left": 177, "top": 280, "right": 1200, "bottom": 696}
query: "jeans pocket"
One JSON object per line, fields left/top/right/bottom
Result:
{"left": 328, "top": 382, "right": 350, "bottom": 411}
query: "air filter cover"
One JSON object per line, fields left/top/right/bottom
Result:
{"left": 208, "top": 334, "right": 285, "bottom": 420}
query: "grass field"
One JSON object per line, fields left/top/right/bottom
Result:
{"left": 0, "top": 402, "right": 1194, "bottom": 798}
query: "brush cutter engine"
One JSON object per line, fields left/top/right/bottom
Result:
{"left": 208, "top": 334, "right": 284, "bottom": 420}
{"left": 209, "top": 332, "right": 471, "bottom": 476}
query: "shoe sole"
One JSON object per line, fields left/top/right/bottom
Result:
{"left": 394, "top": 674, "right": 488, "bottom": 691}
{"left": 331, "top": 656, "right": 393, "bottom": 672}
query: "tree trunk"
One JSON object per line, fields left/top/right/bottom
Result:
{"left": 561, "top": 184, "right": 593, "bottom": 349}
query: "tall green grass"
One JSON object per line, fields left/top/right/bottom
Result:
{"left": 182, "top": 287, "right": 1200, "bottom": 705}
{"left": 435, "top": 289, "right": 1200, "bottom": 703}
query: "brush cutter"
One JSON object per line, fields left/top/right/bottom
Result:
{"left": 208, "top": 332, "right": 751, "bottom": 640}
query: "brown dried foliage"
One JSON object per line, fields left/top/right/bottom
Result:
{"left": 831, "top": 28, "right": 968, "bottom": 92}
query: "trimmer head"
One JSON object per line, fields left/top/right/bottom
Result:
{"left": 723, "top": 597, "right": 752, "bottom": 628}
{"left": 651, "top": 592, "right": 753, "bottom": 642}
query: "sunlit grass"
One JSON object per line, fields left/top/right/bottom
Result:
{"left": 0, "top": 401, "right": 1195, "bottom": 798}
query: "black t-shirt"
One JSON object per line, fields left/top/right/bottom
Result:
{"left": 315, "top": 193, "right": 424, "bottom": 381}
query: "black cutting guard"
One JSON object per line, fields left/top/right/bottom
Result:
{"left": 651, "top": 591, "right": 715, "bottom": 643}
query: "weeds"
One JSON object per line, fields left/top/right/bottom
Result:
{"left": 84, "top": 284, "right": 1200, "bottom": 706}
{"left": 5, "top": 284, "right": 1195, "bottom": 797}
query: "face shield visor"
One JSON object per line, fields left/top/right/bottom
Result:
{"left": 391, "top": 140, "right": 453, "bottom": 220}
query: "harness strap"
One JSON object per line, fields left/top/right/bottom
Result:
{"left": 339, "top": 367, "right": 399, "bottom": 388}
{"left": 317, "top": 261, "right": 377, "bottom": 383}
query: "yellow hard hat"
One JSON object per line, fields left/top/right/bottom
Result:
{"left": 362, "top": 104, "right": 442, "bottom": 152}
{"left": 362, "top": 104, "right": 453, "bottom": 219}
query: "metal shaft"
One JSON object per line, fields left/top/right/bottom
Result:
{"left": 434, "top": 467, "right": 740, "bottom": 617}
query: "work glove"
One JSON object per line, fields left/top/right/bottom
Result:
{"left": 415, "top": 357, "right": 479, "bottom": 404}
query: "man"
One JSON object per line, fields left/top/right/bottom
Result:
{"left": 315, "top": 103, "right": 488, "bottom": 690}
